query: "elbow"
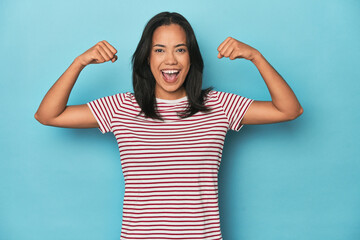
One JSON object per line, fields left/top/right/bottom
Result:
{"left": 288, "top": 107, "right": 303, "bottom": 120}
{"left": 34, "top": 112, "right": 49, "bottom": 125}
{"left": 299, "top": 107, "right": 304, "bottom": 116}
{"left": 34, "top": 112, "right": 40, "bottom": 122}
{"left": 34, "top": 112, "right": 43, "bottom": 124}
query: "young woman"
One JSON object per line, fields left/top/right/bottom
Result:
{"left": 35, "top": 12, "right": 303, "bottom": 240}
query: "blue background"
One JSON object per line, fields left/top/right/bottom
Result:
{"left": 1, "top": 0, "right": 359, "bottom": 239}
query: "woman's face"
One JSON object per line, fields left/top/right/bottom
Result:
{"left": 149, "top": 24, "right": 190, "bottom": 100}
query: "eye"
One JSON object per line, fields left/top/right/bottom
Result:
{"left": 154, "top": 49, "right": 163, "bottom": 53}
{"left": 177, "top": 48, "right": 186, "bottom": 53}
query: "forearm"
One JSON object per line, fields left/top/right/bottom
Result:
{"left": 251, "top": 51, "right": 303, "bottom": 116}
{"left": 35, "top": 58, "right": 86, "bottom": 123}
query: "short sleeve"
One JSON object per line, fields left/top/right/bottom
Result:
{"left": 87, "top": 94, "right": 119, "bottom": 134}
{"left": 215, "top": 91, "right": 254, "bottom": 132}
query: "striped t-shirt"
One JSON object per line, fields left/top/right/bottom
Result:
{"left": 87, "top": 90, "right": 254, "bottom": 240}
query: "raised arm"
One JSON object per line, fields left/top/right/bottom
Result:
{"left": 217, "top": 37, "right": 303, "bottom": 125}
{"left": 34, "top": 40, "right": 118, "bottom": 128}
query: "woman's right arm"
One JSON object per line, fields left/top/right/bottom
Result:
{"left": 34, "top": 40, "right": 118, "bottom": 128}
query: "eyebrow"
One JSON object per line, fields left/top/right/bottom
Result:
{"left": 153, "top": 43, "right": 187, "bottom": 48}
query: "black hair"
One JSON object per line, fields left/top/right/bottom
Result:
{"left": 132, "top": 11, "right": 213, "bottom": 121}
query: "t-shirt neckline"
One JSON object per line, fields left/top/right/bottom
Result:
{"left": 156, "top": 95, "right": 188, "bottom": 103}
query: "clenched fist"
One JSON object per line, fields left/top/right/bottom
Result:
{"left": 76, "top": 40, "right": 118, "bottom": 67}
{"left": 217, "top": 37, "right": 259, "bottom": 61}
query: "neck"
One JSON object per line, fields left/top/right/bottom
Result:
{"left": 155, "top": 88, "right": 187, "bottom": 100}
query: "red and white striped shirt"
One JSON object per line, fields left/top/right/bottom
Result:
{"left": 87, "top": 90, "right": 254, "bottom": 240}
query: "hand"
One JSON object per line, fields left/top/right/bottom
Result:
{"left": 217, "top": 37, "right": 259, "bottom": 61}
{"left": 76, "top": 40, "right": 118, "bottom": 67}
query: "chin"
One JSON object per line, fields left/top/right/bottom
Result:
{"left": 162, "top": 85, "right": 183, "bottom": 93}
{"left": 159, "top": 76, "right": 183, "bottom": 86}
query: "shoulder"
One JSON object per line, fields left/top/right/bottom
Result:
{"left": 93, "top": 92, "right": 135, "bottom": 107}
{"left": 205, "top": 90, "right": 238, "bottom": 101}
{"left": 206, "top": 90, "right": 253, "bottom": 108}
{"left": 123, "top": 92, "right": 135, "bottom": 101}
{"left": 109, "top": 92, "right": 135, "bottom": 102}
{"left": 122, "top": 92, "right": 140, "bottom": 107}
{"left": 105, "top": 92, "right": 138, "bottom": 107}
{"left": 206, "top": 89, "right": 219, "bottom": 100}
{"left": 204, "top": 90, "right": 237, "bottom": 104}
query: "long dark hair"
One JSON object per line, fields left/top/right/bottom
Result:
{"left": 132, "top": 11, "right": 213, "bottom": 121}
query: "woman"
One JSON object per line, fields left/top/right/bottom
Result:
{"left": 35, "top": 12, "right": 302, "bottom": 240}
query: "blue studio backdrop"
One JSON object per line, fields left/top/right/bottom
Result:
{"left": 1, "top": 0, "right": 359, "bottom": 239}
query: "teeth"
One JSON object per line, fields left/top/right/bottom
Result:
{"left": 162, "top": 70, "right": 179, "bottom": 74}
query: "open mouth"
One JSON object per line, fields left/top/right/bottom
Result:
{"left": 161, "top": 69, "right": 181, "bottom": 83}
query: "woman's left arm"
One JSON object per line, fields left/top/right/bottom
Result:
{"left": 217, "top": 37, "right": 303, "bottom": 124}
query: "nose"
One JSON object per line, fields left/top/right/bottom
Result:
{"left": 164, "top": 51, "right": 177, "bottom": 65}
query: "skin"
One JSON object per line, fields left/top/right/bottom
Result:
{"left": 216, "top": 37, "right": 303, "bottom": 124}
{"left": 34, "top": 25, "right": 303, "bottom": 129}
{"left": 149, "top": 24, "right": 190, "bottom": 100}
{"left": 34, "top": 40, "right": 117, "bottom": 128}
